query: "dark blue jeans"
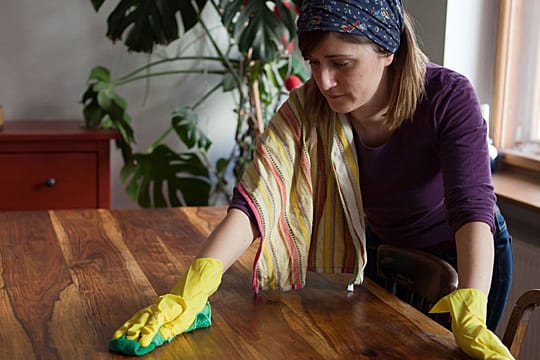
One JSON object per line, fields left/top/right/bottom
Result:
{"left": 364, "top": 207, "right": 513, "bottom": 331}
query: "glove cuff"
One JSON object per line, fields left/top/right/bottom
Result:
{"left": 429, "top": 288, "right": 488, "bottom": 320}
{"left": 453, "top": 288, "right": 488, "bottom": 319}
{"left": 170, "top": 257, "right": 224, "bottom": 300}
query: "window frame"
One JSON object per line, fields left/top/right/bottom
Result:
{"left": 491, "top": 0, "right": 540, "bottom": 174}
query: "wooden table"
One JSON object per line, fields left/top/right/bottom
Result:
{"left": 0, "top": 207, "right": 469, "bottom": 359}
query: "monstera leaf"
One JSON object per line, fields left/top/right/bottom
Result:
{"left": 221, "top": 0, "right": 298, "bottom": 62}
{"left": 81, "top": 65, "right": 135, "bottom": 163}
{"left": 121, "top": 144, "right": 211, "bottom": 207}
{"left": 171, "top": 106, "right": 212, "bottom": 151}
{"left": 91, "top": 0, "right": 208, "bottom": 53}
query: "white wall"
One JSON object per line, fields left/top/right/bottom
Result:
{"left": 404, "top": 0, "right": 448, "bottom": 65}
{"left": 0, "top": 1, "right": 236, "bottom": 209}
{"left": 406, "top": 0, "right": 499, "bottom": 106}
{"left": 443, "top": 0, "right": 499, "bottom": 106}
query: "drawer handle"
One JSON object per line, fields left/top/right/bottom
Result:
{"left": 45, "top": 178, "right": 56, "bottom": 188}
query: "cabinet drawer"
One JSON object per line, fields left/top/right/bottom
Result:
{"left": 0, "top": 153, "right": 98, "bottom": 210}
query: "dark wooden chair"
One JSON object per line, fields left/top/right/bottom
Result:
{"left": 502, "top": 289, "right": 540, "bottom": 359}
{"left": 377, "top": 244, "right": 459, "bottom": 326}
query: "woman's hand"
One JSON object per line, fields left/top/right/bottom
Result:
{"left": 109, "top": 258, "right": 223, "bottom": 356}
{"left": 430, "top": 288, "right": 514, "bottom": 359}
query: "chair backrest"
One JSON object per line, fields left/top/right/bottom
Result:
{"left": 377, "top": 244, "right": 459, "bottom": 313}
{"left": 502, "top": 289, "right": 540, "bottom": 359}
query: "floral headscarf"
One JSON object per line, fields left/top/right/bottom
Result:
{"left": 297, "top": 0, "right": 404, "bottom": 53}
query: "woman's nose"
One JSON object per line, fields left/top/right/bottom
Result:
{"left": 315, "top": 66, "right": 337, "bottom": 91}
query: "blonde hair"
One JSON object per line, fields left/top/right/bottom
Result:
{"left": 298, "top": 12, "right": 428, "bottom": 129}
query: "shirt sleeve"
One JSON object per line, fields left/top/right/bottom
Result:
{"left": 435, "top": 75, "right": 496, "bottom": 233}
{"left": 228, "top": 185, "right": 257, "bottom": 223}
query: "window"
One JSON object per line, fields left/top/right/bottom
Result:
{"left": 492, "top": 0, "right": 540, "bottom": 173}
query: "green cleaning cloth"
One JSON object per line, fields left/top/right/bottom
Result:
{"left": 109, "top": 302, "right": 212, "bottom": 356}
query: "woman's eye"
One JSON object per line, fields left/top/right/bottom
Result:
{"left": 333, "top": 61, "right": 350, "bottom": 67}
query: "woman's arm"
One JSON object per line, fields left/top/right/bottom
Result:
{"left": 454, "top": 221, "right": 494, "bottom": 295}
{"left": 197, "top": 208, "right": 260, "bottom": 271}
{"left": 431, "top": 221, "right": 514, "bottom": 359}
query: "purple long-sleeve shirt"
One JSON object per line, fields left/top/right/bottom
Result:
{"left": 230, "top": 63, "right": 496, "bottom": 249}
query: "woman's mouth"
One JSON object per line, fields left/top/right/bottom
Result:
{"left": 326, "top": 93, "right": 345, "bottom": 99}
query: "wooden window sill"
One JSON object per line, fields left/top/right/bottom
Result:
{"left": 492, "top": 170, "right": 540, "bottom": 213}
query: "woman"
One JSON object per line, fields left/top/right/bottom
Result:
{"left": 110, "top": 1, "right": 513, "bottom": 358}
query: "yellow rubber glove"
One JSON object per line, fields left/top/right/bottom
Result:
{"left": 429, "top": 288, "right": 514, "bottom": 359}
{"left": 112, "top": 257, "right": 223, "bottom": 347}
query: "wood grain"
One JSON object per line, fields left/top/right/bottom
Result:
{"left": 0, "top": 207, "right": 470, "bottom": 359}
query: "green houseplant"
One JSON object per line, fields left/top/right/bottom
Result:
{"left": 82, "top": 0, "right": 308, "bottom": 207}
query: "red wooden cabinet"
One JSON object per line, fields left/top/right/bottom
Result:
{"left": 0, "top": 121, "right": 120, "bottom": 210}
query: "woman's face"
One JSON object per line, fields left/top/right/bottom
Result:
{"left": 306, "top": 32, "right": 394, "bottom": 119}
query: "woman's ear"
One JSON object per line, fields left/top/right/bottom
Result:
{"left": 384, "top": 53, "right": 395, "bottom": 67}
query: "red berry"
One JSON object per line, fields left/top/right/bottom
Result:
{"left": 285, "top": 75, "right": 302, "bottom": 91}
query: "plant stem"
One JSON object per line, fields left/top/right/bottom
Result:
{"left": 114, "top": 69, "right": 226, "bottom": 86}
{"left": 116, "top": 56, "right": 232, "bottom": 82}
{"left": 149, "top": 128, "right": 174, "bottom": 153}
{"left": 198, "top": 17, "right": 242, "bottom": 87}
{"left": 192, "top": 82, "right": 223, "bottom": 110}
{"left": 250, "top": 80, "right": 264, "bottom": 135}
